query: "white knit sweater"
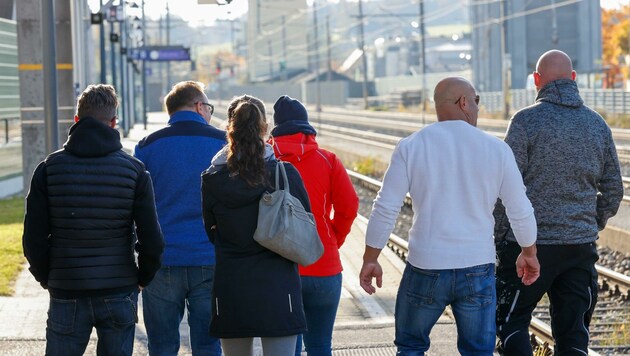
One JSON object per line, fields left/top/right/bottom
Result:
{"left": 366, "top": 120, "right": 537, "bottom": 269}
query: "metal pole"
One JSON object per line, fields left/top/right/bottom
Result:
{"left": 230, "top": 19, "right": 235, "bottom": 53}
{"left": 119, "top": 7, "right": 127, "bottom": 136}
{"left": 166, "top": 1, "right": 171, "bottom": 90}
{"left": 281, "top": 15, "right": 287, "bottom": 81}
{"left": 326, "top": 15, "right": 332, "bottom": 81}
{"left": 142, "top": 0, "right": 147, "bottom": 129}
{"left": 110, "top": 21, "right": 117, "bottom": 94}
{"left": 99, "top": 0, "right": 106, "bottom": 83}
{"left": 313, "top": 0, "right": 321, "bottom": 112}
{"left": 129, "top": 58, "right": 135, "bottom": 124}
{"left": 257, "top": 0, "right": 261, "bottom": 33}
{"left": 358, "top": 0, "right": 368, "bottom": 110}
{"left": 419, "top": 0, "right": 427, "bottom": 124}
{"left": 42, "top": 0, "right": 59, "bottom": 152}
{"left": 500, "top": 0, "right": 510, "bottom": 119}
{"left": 268, "top": 39, "right": 273, "bottom": 80}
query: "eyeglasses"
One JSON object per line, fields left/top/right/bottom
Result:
{"left": 454, "top": 95, "right": 480, "bottom": 105}
{"left": 196, "top": 102, "right": 214, "bottom": 115}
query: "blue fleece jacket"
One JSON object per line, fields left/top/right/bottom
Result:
{"left": 134, "top": 111, "right": 226, "bottom": 265}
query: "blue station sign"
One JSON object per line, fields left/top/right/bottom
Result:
{"left": 129, "top": 46, "right": 191, "bottom": 62}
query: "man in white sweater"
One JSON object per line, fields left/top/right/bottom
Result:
{"left": 359, "top": 77, "right": 540, "bottom": 355}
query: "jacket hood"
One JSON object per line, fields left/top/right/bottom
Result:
{"left": 63, "top": 117, "right": 122, "bottom": 157}
{"left": 270, "top": 132, "right": 318, "bottom": 162}
{"left": 203, "top": 158, "right": 277, "bottom": 209}
{"left": 207, "top": 143, "right": 275, "bottom": 174}
{"left": 536, "top": 79, "right": 583, "bottom": 108}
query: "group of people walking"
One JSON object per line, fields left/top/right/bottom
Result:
{"left": 21, "top": 48, "right": 623, "bottom": 356}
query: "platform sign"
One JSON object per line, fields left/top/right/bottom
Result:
{"left": 106, "top": 5, "right": 124, "bottom": 22}
{"left": 129, "top": 46, "right": 191, "bottom": 62}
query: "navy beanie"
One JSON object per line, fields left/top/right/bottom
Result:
{"left": 271, "top": 95, "right": 317, "bottom": 137}
{"left": 273, "top": 95, "right": 308, "bottom": 125}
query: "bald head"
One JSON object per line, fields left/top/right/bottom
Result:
{"left": 534, "top": 50, "right": 576, "bottom": 90}
{"left": 433, "top": 76, "right": 478, "bottom": 126}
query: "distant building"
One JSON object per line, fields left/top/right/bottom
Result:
{"left": 373, "top": 35, "right": 472, "bottom": 78}
{"left": 0, "top": 0, "right": 13, "bottom": 20}
{"left": 471, "top": 0, "right": 602, "bottom": 91}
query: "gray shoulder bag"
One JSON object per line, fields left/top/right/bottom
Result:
{"left": 253, "top": 161, "right": 324, "bottom": 266}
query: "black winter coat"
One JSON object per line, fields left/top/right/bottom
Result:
{"left": 22, "top": 117, "right": 164, "bottom": 298}
{"left": 201, "top": 159, "right": 309, "bottom": 338}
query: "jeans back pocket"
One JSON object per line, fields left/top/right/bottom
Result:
{"left": 48, "top": 298, "right": 77, "bottom": 335}
{"left": 404, "top": 266, "right": 440, "bottom": 307}
{"left": 104, "top": 293, "right": 138, "bottom": 329}
{"left": 464, "top": 264, "right": 495, "bottom": 307}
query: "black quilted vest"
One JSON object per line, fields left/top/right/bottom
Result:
{"left": 45, "top": 117, "right": 140, "bottom": 291}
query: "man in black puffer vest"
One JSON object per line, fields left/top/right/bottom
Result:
{"left": 22, "top": 84, "right": 164, "bottom": 355}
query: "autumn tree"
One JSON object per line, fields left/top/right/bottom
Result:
{"left": 602, "top": 6, "right": 629, "bottom": 88}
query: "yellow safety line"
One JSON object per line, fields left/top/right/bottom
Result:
{"left": 18, "top": 63, "right": 73, "bottom": 71}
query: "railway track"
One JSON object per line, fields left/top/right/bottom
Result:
{"left": 314, "top": 107, "right": 630, "bottom": 163}
{"left": 312, "top": 112, "right": 630, "bottom": 204}
{"left": 347, "top": 169, "right": 630, "bottom": 355}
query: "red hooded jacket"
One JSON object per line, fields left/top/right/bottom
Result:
{"left": 270, "top": 133, "right": 359, "bottom": 276}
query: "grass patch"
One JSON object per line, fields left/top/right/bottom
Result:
{"left": 0, "top": 196, "right": 25, "bottom": 296}
{"left": 602, "top": 113, "right": 630, "bottom": 129}
{"left": 352, "top": 157, "right": 382, "bottom": 178}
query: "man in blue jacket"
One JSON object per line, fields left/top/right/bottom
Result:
{"left": 134, "top": 81, "right": 225, "bottom": 355}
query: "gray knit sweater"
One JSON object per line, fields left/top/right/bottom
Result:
{"left": 494, "top": 79, "right": 623, "bottom": 245}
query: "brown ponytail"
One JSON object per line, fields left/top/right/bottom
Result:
{"left": 226, "top": 99, "right": 268, "bottom": 187}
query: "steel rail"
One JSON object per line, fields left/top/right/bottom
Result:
{"left": 596, "top": 265, "right": 630, "bottom": 296}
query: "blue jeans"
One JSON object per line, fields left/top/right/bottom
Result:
{"left": 295, "top": 273, "right": 342, "bottom": 356}
{"left": 45, "top": 290, "right": 138, "bottom": 356}
{"left": 395, "top": 263, "right": 496, "bottom": 356}
{"left": 142, "top": 265, "right": 221, "bottom": 355}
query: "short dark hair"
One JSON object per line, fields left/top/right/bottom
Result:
{"left": 76, "top": 84, "right": 118, "bottom": 123}
{"left": 164, "top": 81, "right": 206, "bottom": 115}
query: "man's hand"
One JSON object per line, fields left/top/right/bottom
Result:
{"left": 516, "top": 244, "right": 540, "bottom": 286}
{"left": 360, "top": 246, "right": 384, "bottom": 295}
{"left": 360, "top": 261, "right": 383, "bottom": 294}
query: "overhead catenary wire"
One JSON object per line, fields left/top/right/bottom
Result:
{"left": 214, "top": 0, "right": 584, "bottom": 75}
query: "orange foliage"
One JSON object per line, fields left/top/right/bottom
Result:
{"left": 602, "top": 6, "right": 629, "bottom": 88}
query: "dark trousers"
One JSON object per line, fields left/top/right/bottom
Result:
{"left": 495, "top": 241, "right": 598, "bottom": 356}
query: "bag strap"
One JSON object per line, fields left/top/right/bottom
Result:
{"left": 275, "top": 161, "right": 280, "bottom": 190}
{"left": 275, "top": 161, "right": 290, "bottom": 191}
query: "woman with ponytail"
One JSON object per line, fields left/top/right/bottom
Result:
{"left": 201, "top": 95, "right": 309, "bottom": 356}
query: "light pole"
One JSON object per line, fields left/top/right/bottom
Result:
{"left": 499, "top": 0, "right": 510, "bottom": 120}
{"left": 358, "top": 0, "right": 368, "bottom": 110}
{"left": 99, "top": 0, "right": 106, "bottom": 83}
{"left": 42, "top": 0, "right": 59, "bottom": 152}
{"left": 418, "top": 0, "right": 426, "bottom": 124}
{"left": 142, "top": 0, "right": 147, "bottom": 129}
{"left": 313, "top": 0, "right": 321, "bottom": 112}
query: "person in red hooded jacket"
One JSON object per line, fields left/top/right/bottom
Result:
{"left": 269, "top": 96, "right": 359, "bottom": 356}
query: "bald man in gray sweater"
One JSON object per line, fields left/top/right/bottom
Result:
{"left": 494, "top": 50, "right": 624, "bottom": 355}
